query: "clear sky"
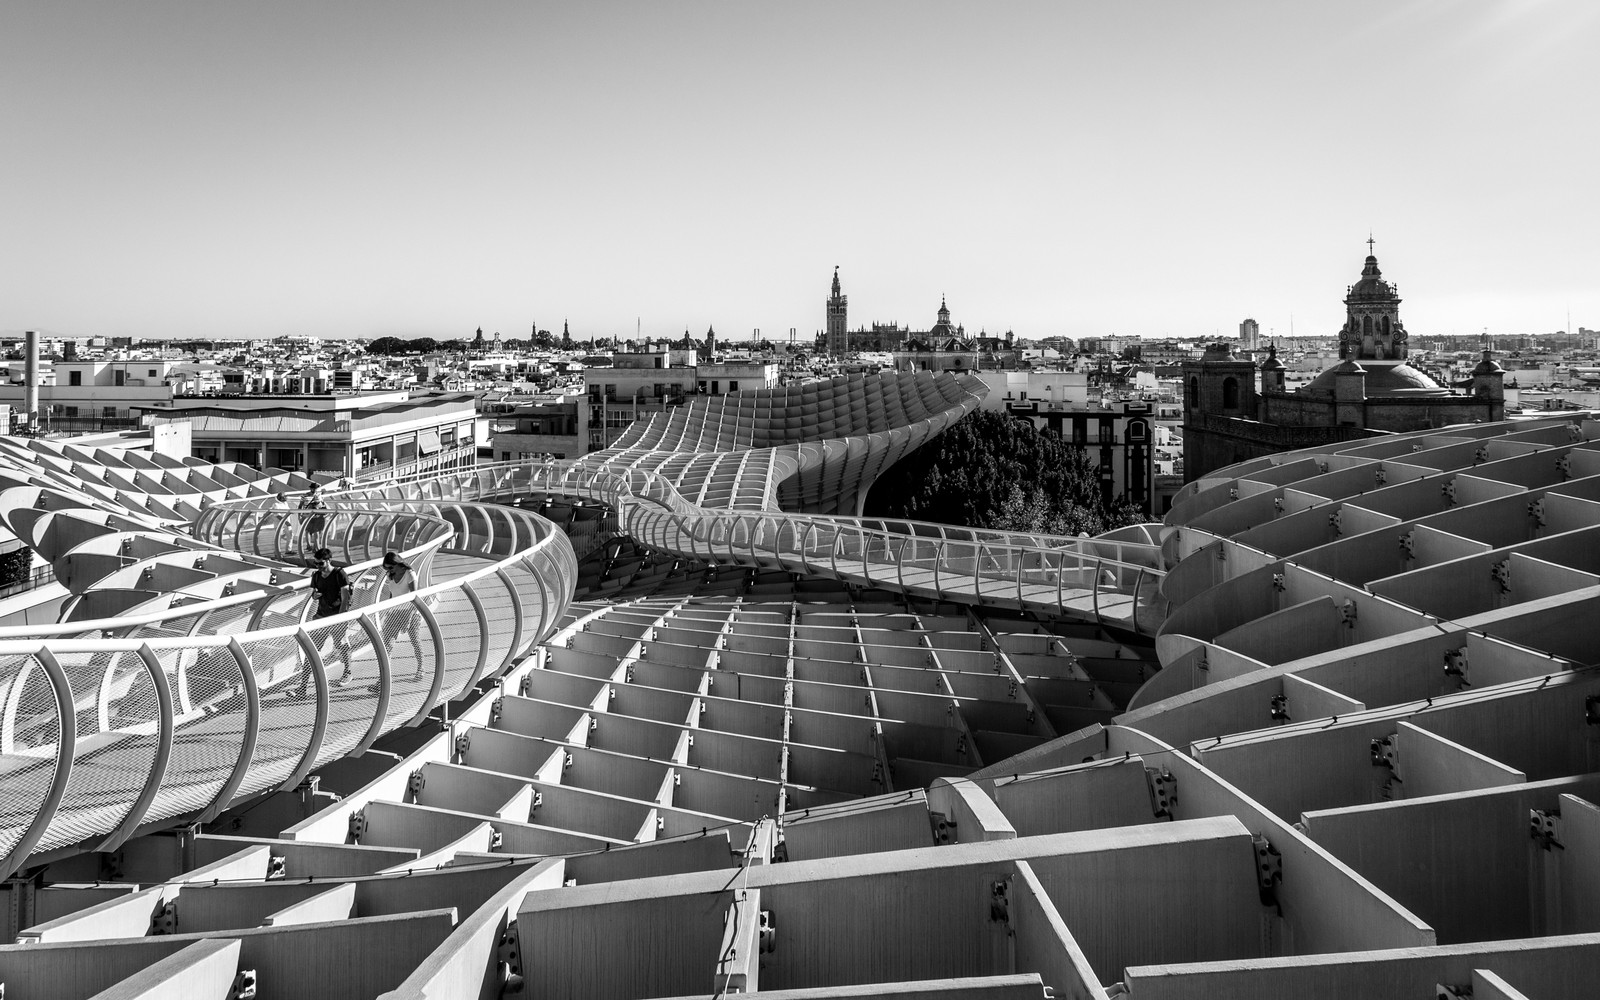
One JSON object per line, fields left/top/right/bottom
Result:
{"left": 4, "top": 1, "right": 1596, "bottom": 344}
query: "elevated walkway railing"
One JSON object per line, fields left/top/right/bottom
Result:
{"left": 363, "top": 459, "right": 1170, "bottom": 634}
{"left": 0, "top": 489, "right": 576, "bottom": 882}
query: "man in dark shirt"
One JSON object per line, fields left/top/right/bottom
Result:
{"left": 295, "top": 547, "right": 354, "bottom": 697}
{"left": 310, "top": 548, "right": 351, "bottom": 619}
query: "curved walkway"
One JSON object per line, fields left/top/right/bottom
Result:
{"left": 0, "top": 370, "right": 1165, "bottom": 881}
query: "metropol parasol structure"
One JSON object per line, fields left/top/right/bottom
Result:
{"left": 0, "top": 370, "right": 1595, "bottom": 999}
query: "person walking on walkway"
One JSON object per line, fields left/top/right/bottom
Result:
{"left": 299, "top": 485, "right": 328, "bottom": 553}
{"left": 295, "top": 547, "right": 353, "bottom": 697}
{"left": 380, "top": 551, "right": 431, "bottom": 680}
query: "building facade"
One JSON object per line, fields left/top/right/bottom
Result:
{"left": 1239, "top": 317, "right": 1260, "bottom": 351}
{"left": 1183, "top": 250, "right": 1506, "bottom": 480}
{"left": 143, "top": 390, "right": 478, "bottom": 481}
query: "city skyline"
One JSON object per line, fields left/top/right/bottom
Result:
{"left": 5, "top": 1, "right": 1596, "bottom": 343}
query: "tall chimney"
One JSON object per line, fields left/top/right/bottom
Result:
{"left": 24, "top": 330, "right": 40, "bottom": 434}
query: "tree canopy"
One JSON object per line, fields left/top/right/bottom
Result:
{"left": 864, "top": 409, "right": 1147, "bottom": 536}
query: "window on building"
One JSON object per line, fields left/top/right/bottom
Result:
{"left": 604, "top": 383, "right": 617, "bottom": 398}
{"left": 1222, "top": 377, "right": 1240, "bottom": 409}
{"left": 1019, "top": 391, "right": 1028, "bottom": 401}
{"left": 102, "top": 406, "right": 116, "bottom": 418}
{"left": 68, "top": 371, "right": 82, "bottom": 386}
{"left": 148, "top": 369, "right": 157, "bottom": 377}
{"left": 115, "top": 370, "right": 125, "bottom": 386}
{"left": 728, "top": 381, "right": 739, "bottom": 393}
{"left": 698, "top": 380, "right": 708, "bottom": 394}
{"left": 64, "top": 406, "right": 79, "bottom": 417}
{"left": 1188, "top": 376, "right": 1199, "bottom": 409}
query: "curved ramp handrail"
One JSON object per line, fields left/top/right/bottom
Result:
{"left": 356, "top": 459, "right": 1169, "bottom": 633}
{"left": 0, "top": 487, "right": 576, "bottom": 881}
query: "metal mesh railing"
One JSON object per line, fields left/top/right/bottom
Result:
{"left": 0, "top": 485, "right": 576, "bottom": 879}
{"left": 370, "top": 459, "right": 1170, "bottom": 634}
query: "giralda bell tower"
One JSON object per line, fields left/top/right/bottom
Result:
{"left": 825, "top": 266, "right": 848, "bottom": 355}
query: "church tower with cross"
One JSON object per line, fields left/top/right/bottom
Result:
{"left": 1182, "top": 239, "right": 1504, "bottom": 482}
{"left": 1338, "top": 237, "right": 1408, "bottom": 361}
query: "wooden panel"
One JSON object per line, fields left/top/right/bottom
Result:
{"left": 927, "top": 777, "right": 1016, "bottom": 843}
{"left": 1300, "top": 775, "right": 1600, "bottom": 944}
{"left": 991, "top": 758, "right": 1154, "bottom": 837}
{"left": 193, "top": 835, "right": 419, "bottom": 878}
{"left": 179, "top": 881, "right": 354, "bottom": 932}
{"left": 783, "top": 796, "right": 931, "bottom": 860}
{"left": 1556, "top": 793, "right": 1600, "bottom": 933}
{"left": 1122, "top": 932, "right": 1600, "bottom": 1000}
{"left": 19, "top": 885, "right": 167, "bottom": 943}
{"left": 564, "top": 831, "right": 736, "bottom": 884}
{"left": 1112, "top": 726, "right": 1435, "bottom": 955}
{"left": 1010, "top": 861, "right": 1110, "bottom": 1000}
{"left": 84, "top": 939, "right": 240, "bottom": 1000}
{"left": 262, "top": 883, "right": 358, "bottom": 927}
{"left": 1471, "top": 968, "right": 1534, "bottom": 1000}
{"left": 389, "top": 859, "right": 564, "bottom": 1000}
{"left": 1396, "top": 721, "right": 1525, "bottom": 799}
{"left": 648, "top": 973, "right": 1049, "bottom": 999}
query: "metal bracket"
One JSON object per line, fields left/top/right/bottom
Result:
{"left": 490, "top": 697, "right": 503, "bottom": 724}
{"left": 266, "top": 854, "right": 286, "bottom": 880}
{"left": 989, "top": 878, "right": 1012, "bottom": 927}
{"left": 1444, "top": 647, "right": 1469, "bottom": 685}
{"left": 929, "top": 810, "right": 956, "bottom": 844}
{"left": 1269, "top": 694, "right": 1290, "bottom": 722}
{"left": 1145, "top": 766, "right": 1177, "bottom": 819}
{"left": 1491, "top": 559, "right": 1511, "bottom": 594}
{"left": 758, "top": 909, "right": 777, "bottom": 953}
{"left": 1399, "top": 530, "right": 1417, "bottom": 559}
{"left": 1441, "top": 480, "right": 1457, "bottom": 506}
{"left": 1339, "top": 598, "right": 1358, "bottom": 627}
{"left": 229, "top": 969, "right": 258, "bottom": 1000}
{"left": 1528, "top": 497, "right": 1546, "bottom": 528}
{"left": 1370, "top": 734, "right": 1398, "bottom": 772}
{"left": 1328, "top": 509, "right": 1342, "bottom": 536}
{"left": 1374, "top": 467, "right": 1387, "bottom": 486}
{"left": 1252, "top": 833, "right": 1283, "bottom": 908}
{"left": 347, "top": 809, "right": 368, "bottom": 843}
{"left": 408, "top": 769, "right": 426, "bottom": 797}
{"left": 1271, "top": 573, "right": 1286, "bottom": 592}
{"left": 151, "top": 900, "right": 178, "bottom": 935}
{"left": 498, "top": 919, "right": 524, "bottom": 995}
{"left": 1530, "top": 808, "right": 1564, "bottom": 851}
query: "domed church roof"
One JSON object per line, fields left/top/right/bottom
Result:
{"left": 1302, "top": 359, "right": 1445, "bottom": 396}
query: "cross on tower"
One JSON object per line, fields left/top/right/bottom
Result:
{"left": 1367, "top": 234, "right": 1376, "bottom": 255}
